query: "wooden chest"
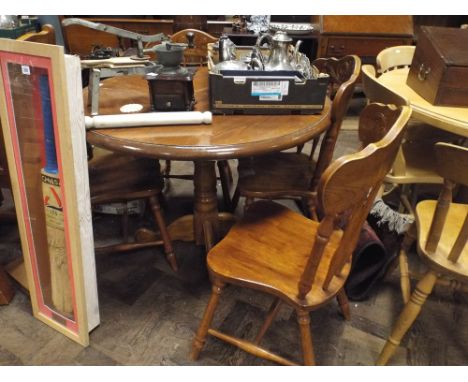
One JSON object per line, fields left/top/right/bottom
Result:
{"left": 407, "top": 26, "right": 468, "bottom": 106}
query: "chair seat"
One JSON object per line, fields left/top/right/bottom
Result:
{"left": 237, "top": 153, "right": 316, "bottom": 197}
{"left": 207, "top": 201, "right": 348, "bottom": 308}
{"left": 88, "top": 148, "right": 162, "bottom": 198}
{"left": 416, "top": 200, "right": 468, "bottom": 282}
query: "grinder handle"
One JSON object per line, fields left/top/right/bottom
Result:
{"left": 186, "top": 32, "right": 195, "bottom": 49}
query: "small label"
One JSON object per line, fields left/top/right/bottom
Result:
{"left": 259, "top": 95, "right": 282, "bottom": 101}
{"left": 21, "top": 65, "right": 31, "bottom": 75}
{"left": 252, "top": 80, "right": 289, "bottom": 100}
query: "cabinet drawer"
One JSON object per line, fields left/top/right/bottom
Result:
{"left": 325, "top": 37, "right": 411, "bottom": 57}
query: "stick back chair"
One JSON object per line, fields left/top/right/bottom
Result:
{"left": 231, "top": 56, "right": 361, "bottom": 217}
{"left": 377, "top": 142, "right": 468, "bottom": 365}
{"left": 191, "top": 103, "right": 411, "bottom": 365}
{"left": 376, "top": 45, "right": 415, "bottom": 75}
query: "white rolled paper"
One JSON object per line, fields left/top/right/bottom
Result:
{"left": 85, "top": 111, "right": 212, "bottom": 129}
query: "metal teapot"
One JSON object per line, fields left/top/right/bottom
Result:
{"left": 255, "top": 31, "right": 302, "bottom": 71}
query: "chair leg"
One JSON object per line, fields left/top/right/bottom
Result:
{"left": 148, "top": 195, "right": 178, "bottom": 272}
{"left": 244, "top": 197, "right": 254, "bottom": 214}
{"left": 399, "top": 224, "right": 416, "bottom": 304}
{"left": 376, "top": 270, "right": 438, "bottom": 365}
{"left": 296, "top": 309, "right": 315, "bottom": 366}
{"left": 217, "top": 160, "right": 232, "bottom": 212}
{"left": 191, "top": 281, "right": 225, "bottom": 361}
{"left": 254, "top": 298, "right": 282, "bottom": 344}
{"left": 163, "top": 160, "right": 171, "bottom": 176}
{"left": 121, "top": 203, "right": 130, "bottom": 243}
{"left": 231, "top": 185, "right": 241, "bottom": 213}
{"left": 336, "top": 289, "right": 351, "bottom": 320}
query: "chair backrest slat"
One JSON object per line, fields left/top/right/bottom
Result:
{"left": 297, "top": 103, "right": 411, "bottom": 298}
{"left": 448, "top": 212, "right": 468, "bottom": 263}
{"left": 425, "top": 142, "right": 468, "bottom": 260}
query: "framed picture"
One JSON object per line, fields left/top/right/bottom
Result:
{"left": 0, "top": 38, "right": 99, "bottom": 346}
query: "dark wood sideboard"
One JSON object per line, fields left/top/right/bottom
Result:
{"left": 317, "top": 16, "right": 414, "bottom": 64}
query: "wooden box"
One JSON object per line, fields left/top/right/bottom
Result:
{"left": 407, "top": 26, "right": 468, "bottom": 107}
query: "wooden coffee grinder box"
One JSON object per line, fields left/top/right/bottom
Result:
{"left": 407, "top": 26, "right": 468, "bottom": 107}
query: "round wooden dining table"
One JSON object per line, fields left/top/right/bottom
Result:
{"left": 85, "top": 67, "right": 331, "bottom": 250}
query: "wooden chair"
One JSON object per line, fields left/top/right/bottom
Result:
{"left": 87, "top": 150, "right": 178, "bottom": 271}
{"left": 361, "top": 64, "right": 446, "bottom": 212}
{"left": 17, "top": 24, "right": 178, "bottom": 271}
{"left": 377, "top": 142, "right": 468, "bottom": 365}
{"left": 376, "top": 45, "right": 416, "bottom": 75}
{"left": 374, "top": 48, "right": 461, "bottom": 211}
{"left": 191, "top": 103, "right": 411, "bottom": 365}
{"left": 232, "top": 56, "right": 361, "bottom": 217}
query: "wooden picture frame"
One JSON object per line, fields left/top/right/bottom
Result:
{"left": 0, "top": 38, "right": 99, "bottom": 346}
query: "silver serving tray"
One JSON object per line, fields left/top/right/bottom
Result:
{"left": 269, "top": 22, "right": 314, "bottom": 35}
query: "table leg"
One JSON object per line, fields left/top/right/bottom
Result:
{"left": 193, "top": 161, "right": 220, "bottom": 250}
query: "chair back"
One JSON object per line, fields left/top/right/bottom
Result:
{"left": 424, "top": 143, "right": 468, "bottom": 262}
{"left": 297, "top": 103, "right": 411, "bottom": 299}
{"left": 361, "top": 64, "right": 410, "bottom": 177}
{"left": 170, "top": 29, "right": 217, "bottom": 66}
{"left": 376, "top": 45, "right": 415, "bottom": 74}
{"left": 17, "top": 24, "right": 56, "bottom": 45}
{"left": 361, "top": 64, "right": 408, "bottom": 107}
{"left": 310, "top": 55, "right": 361, "bottom": 190}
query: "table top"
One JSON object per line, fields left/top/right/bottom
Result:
{"left": 85, "top": 67, "right": 332, "bottom": 161}
{"left": 378, "top": 68, "right": 468, "bottom": 137}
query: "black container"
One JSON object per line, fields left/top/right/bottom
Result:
{"left": 209, "top": 70, "right": 329, "bottom": 115}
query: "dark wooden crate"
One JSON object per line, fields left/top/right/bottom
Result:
{"left": 407, "top": 26, "right": 468, "bottom": 107}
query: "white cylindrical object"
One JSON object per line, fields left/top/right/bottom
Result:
{"left": 85, "top": 111, "right": 212, "bottom": 129}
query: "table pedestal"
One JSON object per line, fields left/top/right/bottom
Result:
{"left": 193, "top": 161, "right": 220, "bottom": 250}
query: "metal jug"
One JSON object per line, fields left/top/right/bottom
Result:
{"left": 255, "top": 31, "right": 302, "bottom": 71}
{"left": 218, "top": 34, "right": 236, "bottom": 62}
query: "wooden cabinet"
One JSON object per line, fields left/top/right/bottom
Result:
{"left": 317, "top": 16, "right": 414, "bottom": 64}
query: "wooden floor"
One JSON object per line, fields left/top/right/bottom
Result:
{"left": 1, "top": 98, "right": 467, "bottom": 366}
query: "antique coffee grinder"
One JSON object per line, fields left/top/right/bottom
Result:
{"left": 145, "top": 32, "right": 197, "bottom": 111}
{"left": 61, "top": 18, "right": 198, "bottom": 114}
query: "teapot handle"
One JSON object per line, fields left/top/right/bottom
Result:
{"left": 293, "top": 40, "right": 303, "bottom": 63}
{"left": 256, "top": 33, "right": 273, "bottom": 47}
